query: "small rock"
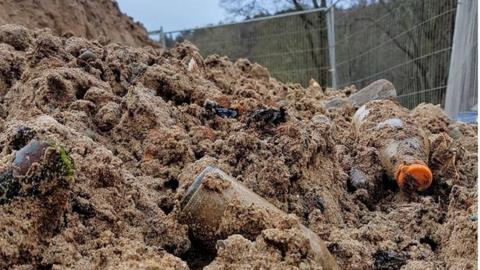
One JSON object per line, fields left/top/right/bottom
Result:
{"left": 78, "top": 49, "right": 97, "bottom": 62}
{"left": 349, "top": 167, "right": 368, "bottom": 189}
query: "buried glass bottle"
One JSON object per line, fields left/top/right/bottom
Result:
{"left": 353, "top": 100, "right": 432, "bottom": 191}
{"left": 179, "top": 166, "right": 340, "bottom": 270}
{"left": 0, "top": 140, "right": 74, "bottom": 203}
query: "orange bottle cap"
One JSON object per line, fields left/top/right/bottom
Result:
{"left": 396, "top": 162, "right": 433, "bottom": 191}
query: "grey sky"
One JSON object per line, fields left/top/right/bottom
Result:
{"left": 116, "top": 0, "right": 228, "bottom": 32}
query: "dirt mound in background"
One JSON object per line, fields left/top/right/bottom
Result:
{"left": 0, "top": 0, "right": 154, "bottom": 47}
{"left": 0, "top": 24, "right": 477, "bottom": 269}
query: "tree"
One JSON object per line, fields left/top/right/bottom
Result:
{"left": 220, "top": 0, "right": 327, "bottom": 18}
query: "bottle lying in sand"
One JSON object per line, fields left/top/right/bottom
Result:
{"left": 352, "top": 100, "right": 432, "bottom": 191}
{"left": 179, "top": 166, "right": 340, "bottom": 270}
{"left": 348, "top": 79, "right": 397, "bottom": 108}
{"left": 0, "top": 140, "right": 74, "bottom": 204}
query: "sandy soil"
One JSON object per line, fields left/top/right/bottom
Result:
{"left": 0, "top": 0, "right": 154, "bottom": 47}
{"left": 0, "top": 25, "right": 477, "bottom": 269}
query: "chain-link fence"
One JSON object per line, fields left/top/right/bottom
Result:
{"left": 150, "top": 0, "right": 477, "bottom": 114}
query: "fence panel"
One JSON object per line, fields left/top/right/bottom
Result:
{"left": 149, "top": 0, "right": 477, "bottom": 110}
{"left": 158, "top": 9, "right": 331, "bottom": 87}
{"left": 333, "top": 0, "right": 457, "bottom": 108}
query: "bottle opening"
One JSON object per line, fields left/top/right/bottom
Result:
{"left": 180, "top": 166, "right": 216, "bottom": 209}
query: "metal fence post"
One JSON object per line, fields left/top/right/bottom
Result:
{"left": 159, "top": 26, "right": 167, "bottom": 48}
{"left": 326, "top": 5, "right": 337, "bottom": 89}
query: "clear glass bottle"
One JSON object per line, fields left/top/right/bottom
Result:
{"left": 179, "top": 166, "right": 340, "bottom": 270}
{"left": 353, "top": 100, "right": 433, "bottom": 191}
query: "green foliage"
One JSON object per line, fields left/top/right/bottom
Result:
{"left": 58, "top": 145, "right": 74, "bottom": 179}
{"left": 47, "top": 141, "right": 75, "bottom": 184}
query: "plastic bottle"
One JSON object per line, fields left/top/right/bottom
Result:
{"left": 179, "top": 166, "right": 340, "bottom": 270}
{"left": 352, "top": 100, "right": 433, "bottom": 191}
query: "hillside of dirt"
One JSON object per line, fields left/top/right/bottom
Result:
{"left": 0, "top": 24, "right": 477, "bottom": 269}
{"left": 0, "top": 0, "right": 154, "bottom": 47}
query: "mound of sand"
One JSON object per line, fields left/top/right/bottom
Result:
{"left": 0, "top": 0, "right": 154, "bottom": 47}
{"left": 0, "top": 24, "right": 477, "bottom": 269}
